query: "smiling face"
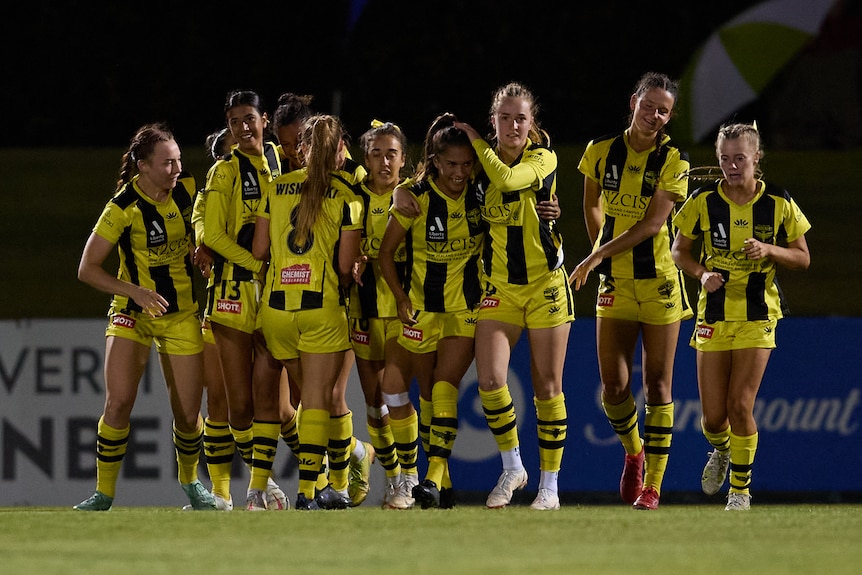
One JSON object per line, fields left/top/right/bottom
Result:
{"left": 227, "top": 104, "right": 267, "bottom": 155}
{"left": 629, "top": 87, "right": 675, "bottom": 138}
{"left": 432, "top": 144, "right": 474, "bottom": 197}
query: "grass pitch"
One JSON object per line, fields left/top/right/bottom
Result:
{"left": 2, "top": 503, "right": 860, "bottom": 574}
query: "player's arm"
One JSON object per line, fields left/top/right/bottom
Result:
{"left": 378, "top": 215, "right": 415, "bottom": 325}
{"left": 78, "top": 232, "right": 168, "bottom": 317}
{"left": 583, "top": 175, "right": 602, "bottom": 245}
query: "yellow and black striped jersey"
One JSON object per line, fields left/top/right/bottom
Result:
{"left": 92, "top": 173, "right": 197, "bottom": 315}
{"left": 203, "top": 142, "right": 281, "bottom": 283}
{"left": 472, "top": 138, "right": 564, "bottom": 286}
{"left": 673, "top": 179, "right": 811, "bottom": 322}
{"left": 257, "top": 168, "right": 363, "bottom": 311}
{"left": 348, "top": 180, "right": 407, "bottom": 319}
{"left": 392, "top": 179, "right": 484, "bottom": 313}
{"left": 578, "top": 131, "right": 690, "bottom": 279}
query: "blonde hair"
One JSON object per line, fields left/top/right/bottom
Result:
{"left": 292, "top": 114, "right": 344, "bottom": 251}
{"left": 716, "top": 122, "right": 764, "bottom": 177}
{"left": 488, "top": 82, "right": 549, "bottom": 146}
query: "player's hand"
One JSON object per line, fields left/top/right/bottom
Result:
{"left": 568, "top": 253, "right": 600, "bottom": 291}
{"left": 352, "top": 255, "right": 368, "bottom": 286}
{"left": 134, "top": 286, "right": 169, "bottom": 317}
{"left": 396, "top": 297, "right": 417, "bottom": 326}
{"left": 537, "top": 194, "right": 560, "bottom": 221}
{"left": 699, "top": 270, "right": 725, "bottom": 293}
{"left": 742, "top": 238, "right": 770, "bottom": 261}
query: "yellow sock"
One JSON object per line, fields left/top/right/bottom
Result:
{"left": 328, "top": 412, "right": 354, "bottom": 493}
{"left": 729, "top": 430, "right": 758, "bottom": 495}
{"left": 173, "top": 415, "right": 204, "bottom": 485}
{"left": 643, "top": 402, "right": 674, "bottom": 494}
{"left": 602, "top": 393, "right": 642, "bottom": 456}
{"left": 368, "top": 423, "right": 399, "bottom": 479}
{"left": 280, "top": 410, "right": 300, "bottom": 457}
{"left": 427, "top": 381, "right": 458, "bottom": 487}
{"left": 298, "top": 409, "right": 330, "bottom": 499}
{"left": 419, "top": 396, "right": 432, "bottom": 453}
{"left": 390, "top": 411, "right": 419, "bottom": 477}
{"left": 250, "top": 420, "right": 280, "bottom": 491}
{"left": 479, "top": 385, "right": 519, "bottom": 451}
{"left": 204, "top": 418, "right": 234, "bottom": 499}
{"left": 230, "top": 424, "right": 254, "bottom": 467}
{"left": 94, "top": 416, "right": 129, "bottom": 499}
{"left": 702, "top": 422, "right": 731, "bottom": 452}
{"left": 535, "top": 393, "right": 567, "bottom": 473}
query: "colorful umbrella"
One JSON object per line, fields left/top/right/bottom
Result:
{"left": 676, "top": 0, "right": 839, "bottom": 144}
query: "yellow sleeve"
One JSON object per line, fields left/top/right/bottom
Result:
{"left": 203, "top": 161, "right": 263, "bottom": 274}
{"left": 472, "top": 138, "right": 555, "bottom": 191}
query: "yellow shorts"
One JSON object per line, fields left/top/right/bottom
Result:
{"left": 206, "top": 279, "right": 262, "bottom": 334}
{"left": 690, "top": 318, "right": 778, "bottom": 352}
{"left": 260, "top": 305, "right": 351, "bottom": 360}
{"left": 478, "top": 267, "right": 574, "bottom": 329}
{"left": 105, "top": 307, "right": 203, "bottom": 356}
{"left": 350, "top": 317, "right": 400, "bottom": 361}
{"left": 397, "top": 308, "right": 478, "bottom": 354}
{"left": 595, "top": 274, "right": 693, "bottom": 324}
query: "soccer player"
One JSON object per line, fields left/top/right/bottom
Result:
{"left": 349, "top": 120, "right": 410, "bottom": 508}
{"left": 377, "top": 113, "right": 484, "bottom": 509}
{"left": 202, "top": 90, "right": 288, "bottom": 511}
{"left": 252, "top": 114, "right": 363, "bottom": 510}
{"left": 74, "top": 123, "right": 216, "bottom": 511}
{"left": 270, "top": 95, "right": 374, "bottom": 509}
{"left": 454, "top": 83, "right": 573, "bottom": 511}
{"left": 672, "top": 122, "right": 811, "bottom": 511}
{"left": 569, "top": 72, "right": 692, "bottom": 510}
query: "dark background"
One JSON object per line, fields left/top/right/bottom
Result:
{"left": 1, "top": 0, "right": 860, "bottom": 319}
{"left": 4, "top": 1, "right": 859, "bottom": 150}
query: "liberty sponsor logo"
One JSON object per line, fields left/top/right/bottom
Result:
{"left": 603, "top": 164, "right": 620, "bottom": 191}
{"left": 281, "top": 264, "right": 311, "bottom": 285}
{"left": 597, "top": 294, "right": 614, "bottom": 307}
{"left": 402, "top": 325, "right": 423, "bottom": 342}
{"left": 428, "top": 215, "right": 447, "bottom": 242}
{"left": 711, "top": 222, "right": 729, "bottom": 250}
{"left": 696, "top": 324, "right": 714, "bottom": 339}
{"left": 481, "top": 296, "right": 500, "bottom": 309}
{"left": 216, "top": 299, "right": 242, "bottom": 314}
{"left": 148, "top": 220, "right": 166, "bottom": 246}
{"left": 111, "top": 315, "right": 136, "bottom": 329}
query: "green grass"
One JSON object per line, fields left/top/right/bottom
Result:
{"left": 1, "top": 146, "right": 859, "bottom": 318}
{"left": 1, "top": 504, "right": 860, "bottom": 574}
